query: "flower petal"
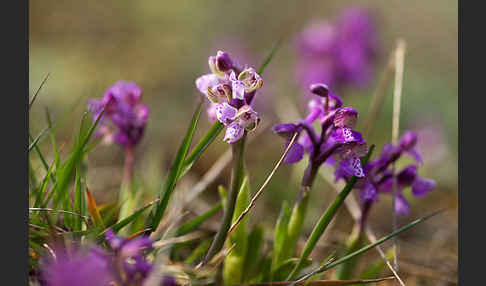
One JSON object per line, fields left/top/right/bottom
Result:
{"left": 223, "top": 122, "right": 244, "bottom": 143}
{"left": 216, "top": 102, "right": 237, "bottom": 126}
{"left": 411, "top": 176, "right": 435, "bottom": 197}
{"left": 395, "top": 194, "right": 410, "bottom": 215}
{"left": 284, "top": 141, "right": 304, "bottom": 164}
{"left": 359, "top": 182, "right": 377, "bottom": 202}
{"left": 339, "top": 156, "right": 365, "bottom": 177}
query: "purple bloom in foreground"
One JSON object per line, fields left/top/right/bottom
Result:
{"left": 336, "top": 131, "right": 436, "bottom": 215}
{"left": 195, "top": 51, "right": 263, "bottom": 143}
{"left": 88, "top": 81, "right": 149, "bottom": 148}
{"left": 41, "top": 247, "right": 113, "bottom": 286}
{"left": 295, "top": 6, "right": 379, "bottom": 91}
{"left": 273, "top": 83, "right": 368, "bottom": 176}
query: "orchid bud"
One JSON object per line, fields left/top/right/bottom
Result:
{"left": 399, "top": 131, "right": 418, "bottom": 151}
{"left": 209, "top": 51, "right": 233, "bottom": 76}
{"left": 310, "top": 83, "right": 329, "bottom": 97}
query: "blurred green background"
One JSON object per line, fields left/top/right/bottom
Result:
{"left": 30, "top": 1, "right": 457, "bottom": 284}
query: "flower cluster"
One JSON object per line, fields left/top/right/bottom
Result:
{"left": 335, "top": 131, "right": 436, "bottom": 215}
{"left": 295, "top": 7, "right": 378, "bottom": 91}
{"left": 40, "top": 230, "right": 176, "bottom": 286}
{"left": 88, "top": 81, "right": 149, "bottom": 148}
{"left": 195, "top": 51, "right": 263, "bottom": 143}
{"left": 273, "top": 83, "right": 368, "bottom": 177}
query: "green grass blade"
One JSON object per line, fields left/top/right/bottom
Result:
{"left": 73, "top": 168, "right": 85, "bottom": 231}
{"left": 184, "top": 238, "right": 212, "bottom": 265}
{"left": 145, "top": 102, "right": 203, "bottom": 233}
{"left": 29, "top": 73, "right": 50, "bottom": 110}
{"left": 100, "top": 200, "right": 157, "bottom": 236}
{"left": 29, "top": 132, "right": 50, "bottom": 174}
{"left": 288, "top": 146, "right": 375, "bottom": 280}
{"left": 176, "top": 202, "right": 222, "bottom": 236}
{"left": 298, "top": 210, "right": 442, "bottom": 280}
{"left": 51, "top": 110, "right": 103, "bottom": 209}
{"left": 29, "top": 127, "right": 50, "bottom": 153}
{"left": 33, "top": 159, "right": 56, "bottom": 208}
{"left": 257, "top": 38, "right": 283, "bottom": 74}
{"left": 180, "top": 121, "right": 224, "bottom": 177}
{"left": 273, "top": 200, "right": 292, "bottom": 271}
{"left": 243, "top": 225, "right": 265, "bottom": 282}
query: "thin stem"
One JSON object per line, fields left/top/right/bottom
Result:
{"left": 202, "top": 134, "right": 247, "bottom": 265}
{"left": 118, "top": 146, "right": 136, "bottom": 224}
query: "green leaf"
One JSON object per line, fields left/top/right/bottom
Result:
{"left": 273, "top": 200, "right": 292, "bottom": 271}
{"left": 29, "top": 127, "right": 50, "bottom": 153}
{"left": 73, "top": 168, "right": 85, "bottom": 231}
{"left": 180, "top": 121, "right": 224, "bottom": 177}
{"left": 257, "top": 38, "right": 283, "bottom": 75}
{"left": 218, "top": 185, "right": 228, "bottom": 209}
{"left": 295, "top": 210, "right": 443, "bottom": 282}
{"left": 50, "top": 110, "right": 104, "bottom": 209}
{"left": 29, "top": 73, "right": 50, "bottom": 110}
{"left": 243, "top": 225, "right": 265, "bottom": 282}
{"left": 184, "top": 238, "right": 212, "bottom": 265}
{"left": 33, "top": 158, "right": 56, "bottom": 208}
{"left": 176, "top": 202, "right": 222, "bottom": 236}
{"left": 223, "top": 176, "right": 250, "bottom": 285}
{"left": 100, "top": 200, "right": 156, "bottom": 235}
{"left": 287, "top": 146, "right": 375, "bottom": 280}
{"left": 145, "top": 102, "right": 202, "bottom": 232}
{"left": 272, "top": 258, "right": 313, "bottom": 282}
{"left": 203, "top": 134, "right": 247, "bottom": 264}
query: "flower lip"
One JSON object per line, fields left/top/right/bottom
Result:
{"left": 334, "top": 107, "right": 358, "bottom": 128}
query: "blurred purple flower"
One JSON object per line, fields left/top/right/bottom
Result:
{"left": 295, "top": 7, "right": 379, "bottom": 92}
{"left": 195, "top": 50, "right": 263, "bottom": 143}
{"left": 41, "top": 246, "right": 113, "bottom": 286}
{"left": 88, "top": 81, "right": 149, "bottom": 148}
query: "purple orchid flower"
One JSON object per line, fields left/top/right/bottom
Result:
{"left": 295, "top": 6, "right": 379, "bottom": 92}
{"left": 41, "top": 246, "right": 113, "bottom": 286}
{"left": 273, "top": 83, "right": 368, "bottom": 177}
{"left": 336, "top": 131, "right": 435, "bottom": 215}
{"left": 87, "top": 81, "right": 149, "bottom": 148}
{"left": 195, "top": 51, "right": 263, "bottom": 143}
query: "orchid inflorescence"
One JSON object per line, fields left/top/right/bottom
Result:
{"left": 196, "top": 51, "right": 263, "bottom": 143}
{"left": 335, "top": 131, "right": 436, "bottom": 215}
{"left": 88, "top": 81, "right": 149, "bottom": 148}
{"left": 273, "top": 83, "right": 368, "bottom": 178}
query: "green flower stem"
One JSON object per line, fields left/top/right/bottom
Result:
{"left": 118, "top": 146, "right": 136, "bottom": 233}
{"left": 283, "top": 160, "right": 319, "bottom": 261}
{"left": 180, "top": 121, "right": 224, "bottom": 177}
{"left": 333, "top": 197, "right": 373, "bottom": 280}
{"left": 223, "top": 176, "right": 250, "bottom": 285}
{"left": 203, "top": 134, "right": 247, "bottom": 265}
{"left": 287, "top": 146, "right": 375, "bottom": 280}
